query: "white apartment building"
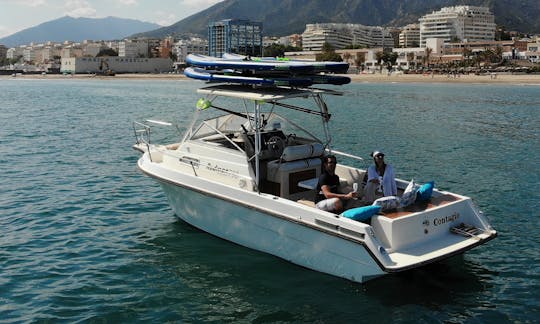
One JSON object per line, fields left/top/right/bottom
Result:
{"left": 281, "top": 34, "right": 303, "bottom": 48}
{"left": 419, "top": 6, "right": 495, "bottom": 47}
{"left": 7, "top": 47, "right": 24, "bottom": 60}
{"left": 302, "top": 23, "right": 393, "bottom": 51}
{"left": 302, "top": 24, "right": 352, "bottom": 51}
{"left": 174, "top": 38, "right": 208, "bottom": 63}
{"left": 263, "top": 36, "right": 279, "bottom": 47}
{"left": 118, "top": 40, "right": 149, "bottom": 57}
{"left": 392, "top": 47, "right": 428, "bottom": 69}
{"left": 23, "top": 47, "right": 38, "bottom": 63}
{"left": 60, "top": 46, "right": 83, "bottom": 59}
{"left": 526, "top": 37, "right": 540, "bottom": 63}
{"left": 84, "top": 42, "right": 106, "bottom": 57}
{"left": 399, "top": 24, "right": 420, "bottom": 48}
{"left": 350, "top": 24, "right": 394, "bottom": 48}
{"left": 40, "top": 45, "right": 62, "bottom": 62}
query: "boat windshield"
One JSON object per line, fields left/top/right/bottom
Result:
{"left": 190, "top": 112, "right": 322, "bottom": 146}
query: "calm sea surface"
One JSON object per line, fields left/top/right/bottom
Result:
{"left": 1, "top": 78, "right": 539, "bottom": 323}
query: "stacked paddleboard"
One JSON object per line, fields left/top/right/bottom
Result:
{"left": 184, "top": 53, "right": 350, "bottom": 87}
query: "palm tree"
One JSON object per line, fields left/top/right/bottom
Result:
{"left": 375, "top": 51, "right": 384, "bottom": 72}
{"left": 342, "top": 52, "right": 352, "bottom": 64}
{"left": 406, "top": 52, "right": 415, "bottom": 69}
{"left": 354, "top": 52, "right": 366, "bottom": 71}
{"left": 423, "top": 47, "right": 432, "bottom": 67}
{"left": 462, "top": 47, "right": 473, "bottom": 66}
{"left": 494, "top": 46, "right": 504, "bottom": 64}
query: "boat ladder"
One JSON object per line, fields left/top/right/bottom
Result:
{"left": 450, "top": 223, "right": 484, "bottom": 240}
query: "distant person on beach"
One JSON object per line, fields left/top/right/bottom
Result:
{"left": 364, "top": 151, "right": 397, "bottom": 203}
{"left": 314, "top": 155, "right": 358, "bottom": 213}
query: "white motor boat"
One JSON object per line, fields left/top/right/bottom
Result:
{"left": 133, "top": 84, "right": 497, "bottom": 283}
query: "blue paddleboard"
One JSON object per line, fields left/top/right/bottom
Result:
{"left": 186, "top": 54, "right": 349, "bottom": 74}
{"left": 220, "top": 53, "right": 350, "bottom": 74}
{"left": 184, "top": 67, "right": 314, "bottom": 87}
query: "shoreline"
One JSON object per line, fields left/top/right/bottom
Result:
{"left": 347, "top": 72, "right": 540, "bottom": 85}
{"left": 2, "top": 72, "right": 540, "bottom": 85}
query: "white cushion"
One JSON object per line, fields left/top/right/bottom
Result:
{"left": 280, "top": 143, "right": 324, "bottom": 162}
{"left": 399, "top": 179, "right": 418, "bottom": 207}
{"left": 373, "top": 196, "right": 400, "bottom": 211}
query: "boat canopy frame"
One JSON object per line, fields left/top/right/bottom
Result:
{"left": 188, "top": 85, "right": 344, "bottom": 190}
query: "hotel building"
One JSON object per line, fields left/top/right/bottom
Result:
{"left": 119, "top": 39, "right": 150, "bottom": 58}
{"left": 302, "top": 23, "right": 394, "bottom": 51}
{"left": 208, "top": 19, "right": 263, "bottom": 57}
{"left": 174, "top": 38, "right": 208, "bottom": 63}
{"left": 419, "top": 6, "right": 496, "bottom": 47}
{"left": 399, "top": 24, "right": 420, "bottom": 48}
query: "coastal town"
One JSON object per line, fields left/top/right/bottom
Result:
{"left": 2, "top": 2, "right": 539, "bottom": 322}
{"left": 1, "top": 5, "right": 539, "bottom": 78}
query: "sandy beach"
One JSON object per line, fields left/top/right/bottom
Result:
{"left": 347, "top": 72, "right": 540, "bottom": 85}
{"left": 3, "top": 71, "right": 540, "bottom": 85}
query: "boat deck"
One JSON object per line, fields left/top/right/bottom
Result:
{"left": 296, "top": 193, "right": 462, "bottom": 220}
{"left": 380, "top": 194, "right": 462, "bottom": 219}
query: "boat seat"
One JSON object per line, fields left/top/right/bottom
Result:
{"left": 297, "top": 199, "right": 316, "bottom": 208}
{"left": 266, "top": 143, "right": 324, "bottom": 198}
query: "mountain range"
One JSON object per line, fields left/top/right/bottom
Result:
{"left": 0, "top": 16, "right": 161, "bottom": 47}
{"left": 2, "top": 0, "right": 538, "bottom": 49}
{"left": 136, "top": 0, "right": 540, "bottom": 38}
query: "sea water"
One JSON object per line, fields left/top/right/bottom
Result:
{"left": 1, "top": 78, "right": 538, "bottom": 322}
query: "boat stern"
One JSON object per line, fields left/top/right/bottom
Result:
{"left": 370, "top": 192, "right": 497, "bottom": 271}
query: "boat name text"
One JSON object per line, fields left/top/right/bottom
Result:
{"left": 433, "top": 212, "right": 460, "bottom": 226}
{"left": 206, "top": 163, "right": 240, "bottom": 178}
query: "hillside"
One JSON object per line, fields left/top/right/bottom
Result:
{"left": 0, "top": 16, "right": 161, "bottom": 47}
{"left": 135, "top": 0, "right": 540, "bottom": 38}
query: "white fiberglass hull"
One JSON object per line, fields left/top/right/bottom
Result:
{"left": 159, "top": 181, "right": 386, "bottom": 282}
{"left": 138, "top": 154, "right": 387, "bottom": 283}
{"left": 137, "top": 152, "right": 496, "bottom": 284}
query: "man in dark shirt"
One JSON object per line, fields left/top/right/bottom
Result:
{"left": 314, "top": 155, "right": 357, "bottom": 213}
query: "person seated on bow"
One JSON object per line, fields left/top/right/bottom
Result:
{"left": 364, "top": 150, "right": 397, "bottom": 203}
{"left": 314, "top": 155, "right": 358, "bottom": 213}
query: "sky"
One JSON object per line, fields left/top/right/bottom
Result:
{"left": 0, "top": 0, "right": 226, "bottom": 38}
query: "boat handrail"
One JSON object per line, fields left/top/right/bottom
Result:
{"left": 327, "top": 149, "right": 364, "bottom": 161}
{"left": 133, "top": 121, "right": 151, "bottom": 150}
{"left": 199, "top": 121, "right": 245, "bottom": 152}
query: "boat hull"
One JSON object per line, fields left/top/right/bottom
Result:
{"left": 156, "top": 178, "right": 386, "bottom": 283}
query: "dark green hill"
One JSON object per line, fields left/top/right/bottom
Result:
{"left": 135, "top": 0, "right": 539, "bottom": 38}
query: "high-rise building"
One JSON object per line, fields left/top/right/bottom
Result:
{"left": 302, "top": 23, "right": 393, "bottom": 51}
{"left": 174, "top": 38, "right": 208, "bottom": 63}
{"left": 419, "top": 6, "right": 495, "bottom": 47}
{"left": 399, "top": 24, "right": 420, "bottom": 48}
{"left": 119, "top": 39, "right": 151, "bottom": 58}
{"left": 302, "top": 24, "right": 352, "bottom": 51}
{"left": 208, "top": 19, "right": 262, "bottom": 57}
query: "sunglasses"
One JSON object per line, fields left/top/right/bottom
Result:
{"left": 375, "top": 155, "right": 384, "bottom": 158}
